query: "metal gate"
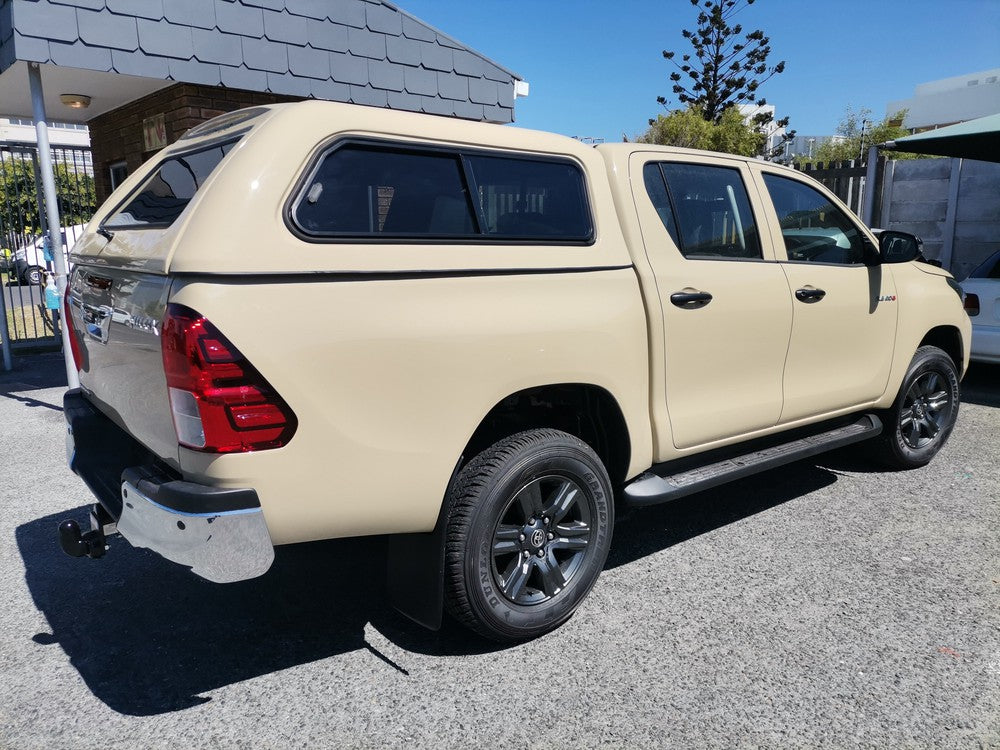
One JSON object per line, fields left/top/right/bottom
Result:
{"left": 0, "top": 142, "right": 95, "bottom": 354}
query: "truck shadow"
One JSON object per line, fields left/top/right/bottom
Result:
{"left": 605, "top": 460, "right": 839, "bottom": 570}
{"left": 16, "top": 508, "right": 411, "bottom": 716}
{"left": 17, "top": 459, "right": 844, "bottom": 715}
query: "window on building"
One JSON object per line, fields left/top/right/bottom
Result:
{"left": 109, "top": 161, "right": 128, "bottom": 191}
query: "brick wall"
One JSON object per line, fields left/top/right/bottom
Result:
{"left": 88, "top": 83, "right": 300, "bottom": 202}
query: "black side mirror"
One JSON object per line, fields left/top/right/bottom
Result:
{"left": 879, "top": 231, "right": 923, "bottom": 264}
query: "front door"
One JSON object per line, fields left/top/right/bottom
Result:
{"left": 754, "top": 170, "right": 898, "bottom": 423}
{"left": 631, "top": 154, "right": 792, "bottom": 452}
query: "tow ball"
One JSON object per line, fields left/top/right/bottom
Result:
{"left": 58, "top": 504, "right": 116, "bottom": 560}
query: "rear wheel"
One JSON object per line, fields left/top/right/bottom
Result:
{"left": 876, "top": 345, "right": 960, "bottom": 469}
{"left": 443, "top": 429, "right": 613, "bottom": 642}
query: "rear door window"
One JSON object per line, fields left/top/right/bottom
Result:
{"left": 103, "top": 140, "right": 238, "bottom": 229}
{"left": 644, "top": 162, "right": 762, "bottom": 260}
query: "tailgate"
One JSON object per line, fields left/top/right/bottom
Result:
{"left": 66, "top": 263, "right": 178, "bottom": 466}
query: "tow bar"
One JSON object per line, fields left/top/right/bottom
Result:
{"left": 58, "top": 503, "right": 116, "bottom": 559}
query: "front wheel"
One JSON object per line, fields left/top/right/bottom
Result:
{"left": 21, "top": 265, "right": 44, "bottom": 286}
{"left": 876, "top": 345, "right": 960, "bottom": 469}
{"left": 443, "top": 429, "right": 614, "bottom": 642}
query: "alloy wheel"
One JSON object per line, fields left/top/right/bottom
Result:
{"left": 490, "top": 475, "right": 594, "bottom": 606}
{"left": 899, "top": 370, "right": 953, "bottom": 449}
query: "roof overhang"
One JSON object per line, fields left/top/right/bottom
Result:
{"left": 0, "top": 61, "right": 172, "bottom": 122}
{"left": 0, "top": 0, "right": 522, "bottom": 125}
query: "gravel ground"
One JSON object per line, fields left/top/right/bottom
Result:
{"left": 1, "top": 353, "right": 997, "bottom": 749}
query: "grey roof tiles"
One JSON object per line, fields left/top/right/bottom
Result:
{"left": 0, "top": 0, "right": 520, "bottom": 123}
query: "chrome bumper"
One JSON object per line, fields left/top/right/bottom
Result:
{"left": 117, "top": 473, "right": 274, "bottom": 584}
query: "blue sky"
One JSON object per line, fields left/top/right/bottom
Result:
{"left": 401, "top": 0, "right": 1000, "bottom": 141}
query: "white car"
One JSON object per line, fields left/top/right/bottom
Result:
{"left": 961, "top": 250, "right": 1000, "bottom": 363}
{"left": 13, "top": 223, "right": 86, "bottom": 285}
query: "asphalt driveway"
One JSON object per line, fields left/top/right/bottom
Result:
{"left": 1, "top": 353, "right": 997, "bottom": 748}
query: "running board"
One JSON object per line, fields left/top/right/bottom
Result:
{"left": 623, "top": 414, "right": 883, "bottom": 507}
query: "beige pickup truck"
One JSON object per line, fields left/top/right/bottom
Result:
{"left": 59, "top": 102, "right": 971, "bottom": 642}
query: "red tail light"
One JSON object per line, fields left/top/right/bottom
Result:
{"left": 161, "top": 303, "right": 297, "bottom": 453}
{"left": 63, "top": 290, "right": 83, "bottom": 372}
{"left": 964, "top": 292, "right": 980, "bottom": 317}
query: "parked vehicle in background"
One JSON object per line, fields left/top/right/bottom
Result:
{"left": 960, "top": 249, "right": 1000, "bottom": 363}
{"left": 59, "top": 102, "right": 971, "bottom": 643}
{"left": 13, "top": 223, "right": 86, "bottom": 285}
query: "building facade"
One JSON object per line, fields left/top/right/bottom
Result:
{"left": 886, "top": 69, "right": 1000, "bottom": 132}
{"left": 0, "top": 0, "right": 527, "bottom": 201}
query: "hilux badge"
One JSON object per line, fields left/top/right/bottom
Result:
{"left": 878, "top": 295, "right": 897, "bottom": 302}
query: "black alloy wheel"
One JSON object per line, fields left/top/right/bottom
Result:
{"left": 490, "top": 474, "right": 595, "bottom": 606}
{"left": 876, "top": 345, "right": 960, "bottom": 469}
{"left": 898, "top": 370, "right": 954, "bottom": 450}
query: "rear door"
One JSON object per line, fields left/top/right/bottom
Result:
{"left": 753, "top": 168, "right": 897, "bottom": 422}
{"left": 630, "top": 152, "right": 792, "bottom": 451}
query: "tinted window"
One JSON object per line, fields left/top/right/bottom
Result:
{"left": 295, "top": 146, "right": 474, "bottom": 236}
{"left": 763, "top": 173, "right": 865, "bottom": 265}
{"left": 642, "top": 163, "right": 680, "bottom": 248}
{"left": 292, "top": 142, "right": 592, "bottom": 242}
{"left": 969, "top": 249, "right": 1000, "bottom": 279}
{"left": 104, "top": 141, "right": 237, "bottom": 228}
{"left": 466, "top": 155, "right": 591, "bottom": 239}
{"left": 646, "top": 163, "right": 761, "bottom": 260}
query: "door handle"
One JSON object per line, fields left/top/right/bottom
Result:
{"left": 670, "top": 291, "right": 713, "bottom": 309}
{"left": 795, "top": 287, "right": 827, "bottom": 303}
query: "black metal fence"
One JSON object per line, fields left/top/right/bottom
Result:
{"left": 793, "top": 158, "right": 886, "bottom": 223}
{"left": 0, "top": 142, "right": 95, "bottom": 353}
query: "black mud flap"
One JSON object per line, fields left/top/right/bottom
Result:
{"left": 385, "top": 463, "right": 461, "bottom": 631}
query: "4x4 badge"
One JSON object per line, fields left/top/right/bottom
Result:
{"left": 878, "top": 295, "right": 897, "bottom": 302}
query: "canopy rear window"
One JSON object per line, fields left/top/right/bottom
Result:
{"left": 102, "top": 140, "right": 239, "bottom": 229}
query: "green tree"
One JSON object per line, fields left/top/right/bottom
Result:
{"left": 795, "top": 107, "right": 922, "bottom": 165}
{"left": 0, "top": 157, "right": 96, "bottom": 239}
{"left": 660, "top": 0, "right": 786, "bottom": 124}
{"left": 638, "top": 104, "right": 765, "bottom": 157}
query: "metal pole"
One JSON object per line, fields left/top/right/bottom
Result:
{"left": 28, "top": 62, "right": 79, "bottom": 389}
{"left": 862, "top": 146, "right": 879, "bottom": 226}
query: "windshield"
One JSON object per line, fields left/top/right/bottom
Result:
{"left": 102, "top": 140, "right": 239, "bottom": 229}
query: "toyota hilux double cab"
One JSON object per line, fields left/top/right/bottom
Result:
{"left": 59, "top": 102, "right": 971, "bottom": 642}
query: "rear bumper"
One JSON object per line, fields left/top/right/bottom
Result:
{"left": 65, "top": 389, "right": 274, "bottom": 582}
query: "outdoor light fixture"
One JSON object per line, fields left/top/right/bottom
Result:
{"left": 59, "top": 94, "right": 91, "bottom": 109}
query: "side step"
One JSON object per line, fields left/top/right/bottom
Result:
{"left": 623, "top": 414, "right": 882, "bottom": 507}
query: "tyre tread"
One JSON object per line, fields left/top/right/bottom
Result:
{"left": 443, "top": 429, "right": 601, "bottom": 641}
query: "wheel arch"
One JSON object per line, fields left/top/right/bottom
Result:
{"left": 919, "top": 325, "right": 965, "bottom": 375}
{"left": 460, "top": 382, "right": 632, "bottom": 487}
{"left": 386, "top": 382, "right": 632, "bottom": 633}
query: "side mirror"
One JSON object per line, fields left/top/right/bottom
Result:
{"left": 879, "top": 231, "right": 923, "bottom": 264}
